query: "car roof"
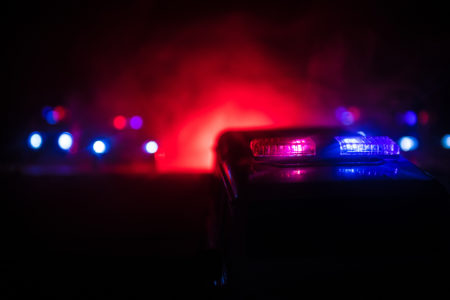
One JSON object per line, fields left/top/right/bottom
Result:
{"left": 215, "top": 128, "right": 437, "bottom": 198}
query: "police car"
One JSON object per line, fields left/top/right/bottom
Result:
{"left": 208, "top": 127, "right": 449, "bottom": 297}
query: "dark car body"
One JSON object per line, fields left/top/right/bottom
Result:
{"left": 209, "top": 127, "right": 450, "bottom": 298}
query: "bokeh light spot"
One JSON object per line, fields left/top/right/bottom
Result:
{"left": 43, "top": 106, "right": 66, "bottom": 124}
{"left": 145, "top": 141, "right": 158, "bottom": 154}
{"left": 130, "top": 116, "right": 143, "bottom": 130}
{"left": 399, "top": 136, "right": 418, "bottom": 152}
{"left": 403, "top": 111, "right": 417, "bottom": 126}
{"left": 441, "top": 134, "right": 450, "bottom": 149}
{"left": 347, "top": 106, "right": 360, "bottom": 121}
{"left": 341, "top": 111, "right": 354, "bottom": 125}
{"left": 44, "top": 109, "right": 57, "bottom": 125}
{"left": 92, "top": 140, "right": 107, "bottom": 154}
{"left": 52, "top": 106, "right": 67, "bottom": 122}
{"left": 28, "top": 132, "right": 43, "bottom": 149}
{"left": 335, "top": 107, "right": 354, "bottom": 125}
{"left": 58, "top": 132, "right": 73, "bottom": 151}
{"left": 113, "top": 115, "right": 127, "bottom": 130}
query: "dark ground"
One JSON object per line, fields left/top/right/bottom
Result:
{"left": 1, "top": 173, "right": 220, "bottom": 299}
{"left": 2, "top": 171, "right": 450, "bottom": 299}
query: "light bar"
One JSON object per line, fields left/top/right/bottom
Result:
{"left": 337, "top": 166, "right": 399, "bottom": 178}
{"left": 250, "top": 137, "right": 316, "bottom": 158}
{"left": 335, "top": 136, "right": 400, "bottom": 156}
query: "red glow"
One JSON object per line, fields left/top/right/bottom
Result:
{"left": 113, "top": 115, "right": 127, "bottom": 130}
{"left": 93, "top": 16, "right": 337, "bottom": 172}
{"left": 348, "top": 106, "right": 360, "bottom": 121}
{"left": 52, "top": 106, "right": 67, "bottom": 122}
{"left": 418, "top": 110, "right": 429, "bottom": 125}
{"left": 151, "top": 82, "right": 327, "bottom": 171}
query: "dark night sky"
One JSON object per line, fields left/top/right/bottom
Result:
{"left": 5, "top": 1, "right": 450, "bottom": 168}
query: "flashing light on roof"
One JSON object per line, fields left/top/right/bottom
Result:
{"left": 335, "top": 136, "right": 400, "bottom": 156}
{"left": 144, "top": 141, "right": 158, "bottom": 154}
{"left": 28, "top": 132, "right": 43, "bottom": 149}
{"left": 398, "top": 136, "right": 418, "bottom": 152}
{"left": 441, "top": 134, "right": 450, "bottom": 149}
{"left": 250, "top": 137, "right": 316, "bottom": 158}
{"left": 356, "top": 131, "right": 366, "bottom": 137}
{"left": 58, "top": 132, "right": 73, "bottom": 151}
{"left": 92, "top": 140, "right": 107, "bottom": 154}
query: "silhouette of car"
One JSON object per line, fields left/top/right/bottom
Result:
{"left": 208, "top": 127, "right": 449, "bottom": 298}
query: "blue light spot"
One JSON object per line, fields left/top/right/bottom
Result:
{"left": 144, "top": 141, "right": 158, "bottom": 154}
{"left": 403, "top": 111, "right": 417, "bottom": 126}
{"left": 92, "top": 140, "right": 107, "bottom": 154}
{"left": 28, "top": 132, "right": 43, "bottom": 149}
{"left": 399, "top": 136, "right": 418, "bottom": 152}
{"left": 42, "top": 106, "right": 59, "bottom": 125}
{"left": 441, "top": 134, "right": 450, "bottom": 149}
{"left": 58, "top": 132, "right": 73, "bottom": 151}
{"left": 335, "top": 107, "right": 356, "bottom": 126}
